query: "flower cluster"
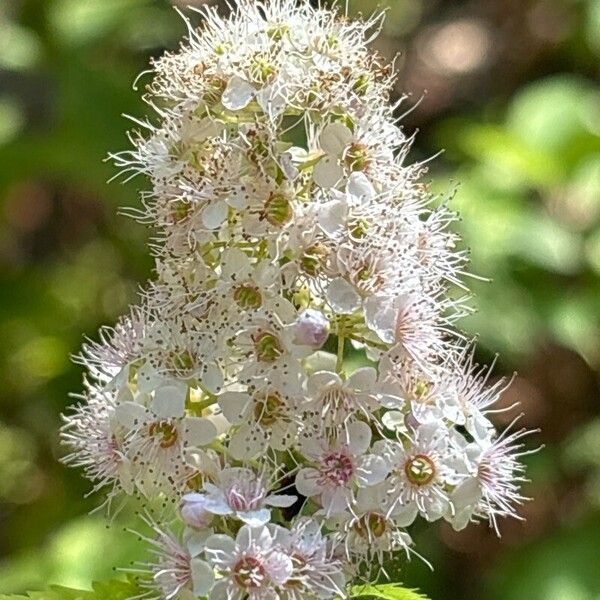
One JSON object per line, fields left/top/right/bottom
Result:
{"left": 61, "top": 1, "right": 532, "bottom": 598}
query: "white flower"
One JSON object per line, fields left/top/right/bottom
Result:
{"left": 113, "top": 395, "right": 217, "bottom": 497}
{"left": 219, "top": 387, "right": 301, "bottom": 459}
{"left": 375, "top": 424, "right": 463, "bottom": 525}
{"left": 185, "top": 467, "right": 296, "bottom": 527}
{"left": 136, "top": 520, "right": 214, "bottom": 600}
{"left": 305, "top": 367, "right": 379, "bottom": 432}
{"left": 273, "top": 517, "right": 347, "bottom": 599}
{"left": 212, "top": 247, "right": 281, "bottom": 314}
{"left": 204, "top": 525, "right": 293, "bottom": 600}
{"left": 448, "top": 425, "right": 532, "bottom": 533}
{"left": 135, "top": 322, "right": 223, "bottom": 395}
{"left": 235, "top": 303, "right": 312, "bottom": 395}
{"left": 330, "top": 483, "right": 413, "bottom": 567}
{"left": 295, "top": 421, "right": 389, "bottom": 516}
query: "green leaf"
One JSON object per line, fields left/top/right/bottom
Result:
{"left": 351, "top": 582, "right": 430, "bottom": 600}
{"left": 0, "top": 580, "right": 141, "bottom": 600}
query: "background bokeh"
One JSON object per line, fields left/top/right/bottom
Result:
{"left": 0, "top": 0, "right": 599, "bottom": 598}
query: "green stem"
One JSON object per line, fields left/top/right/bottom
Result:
{"left": 336, "top": 315, "right": 346, "bottom": 374}
{"left": 347, "top": 334, "right": 388, "bottom": 351}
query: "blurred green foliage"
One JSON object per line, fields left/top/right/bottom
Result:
{"left": 0, "top": 0, "right": 598, "bottom": 598}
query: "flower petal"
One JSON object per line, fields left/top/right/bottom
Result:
{"left": 307, "top": 370, "right": 341, "bottom": 398}
{"left": 295, "top": 468, "right": 322, "bottom": 497}
{"left": 228, "top": 424, "right": 267, "bottom": 460}
{"left": 220, "top": 247, "right": 252, "bottom": 280}
{"left": 152, "top": 383, "right": 187, "bottom": 418}
{"left": 204, "top": 533, "right": 236, "bottom": 563}
{"left": 326, "top": 277, "right": 361, "bottom": 314}
{"left": 346, "top": 419, "right": 372, "bottom": 455}
{"left": 356, "top": 454, "right": 389, "bottom": 486}
{"left": 114, "top": 401, "right": 148, "bottom": 429}
{"left": 265, "top": 494, "right": 297, "bottom": 508}
{"left": 319, "top": 122, "right": 353, "bottom": 155}
{"left": 183, "top": 417, "right": 218, "bottom": 446}
{"left": 202, "top": 201, "right": 228, "bottom": 230}
{"left": 318, "top": 198, "right": 347, "bottom": 236}
{"left": 313, "top": 156, "right": 343, "bottom": 188}
{"left": 346, "top": 171, "right": 375, "bottom": 201}
{"left": 346, "top": 366, "right": 377, "bottom": 391}
{"left": 221, "top": 75, "right": 255, "bottom": 111}
{"left": 191, "top": 559, "right": 215, "bottom": 597}
{"left": 265, "top": 550, "right": 293, "bottom": 585}
{"left": 238, "top": 508, "right": 271, "bottom": 527}
{"left": 218, "top": 392, "right": 250, "bottom": 424}
{"left": 320, "top": 486, "right": 351, "bottom": 515}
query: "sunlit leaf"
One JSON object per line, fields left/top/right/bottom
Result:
{"left": 506, "top": 76, "right": 598, "bottom": 154}
{"left": 350, "top": 582, "right": 430, "bottom": 600}
{"left": 0, "top": 97, "right": 24, "bottom": 146}
{"left": 0, "top": 579, "right": 141, "bottom": 600}
{"left": 49, "top": 0, "right": 148, "bottom": 46}
{"left": 0, "top": 23, "right": 42, "bottom": 70}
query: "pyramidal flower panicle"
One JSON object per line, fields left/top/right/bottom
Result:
{"left": 61, "top": 1, "right": 535, "bottom": 597}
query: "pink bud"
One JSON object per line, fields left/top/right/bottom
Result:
{"left": 180, "top": 493, "right": 212, "bottom": 529}
{"left": 294, "top": 309, "right": 330, "bottom": 348}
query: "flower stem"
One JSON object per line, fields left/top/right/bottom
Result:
{"left": 336, "top": 315, "right": 346, "bottom": 374}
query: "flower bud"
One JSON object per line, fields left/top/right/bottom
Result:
{"left": 294, "top": 309, "right": 330, "bottom": 348}
{"left": 181, "top": 494, "right": 213, "bottom": 529}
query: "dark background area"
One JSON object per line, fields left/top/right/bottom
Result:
{"left": 0, "top": 0, "right": 598, "bottom": 598}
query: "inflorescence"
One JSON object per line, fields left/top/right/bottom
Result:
{"left": 61, "top": 2, "right": 532, "bottom": 598}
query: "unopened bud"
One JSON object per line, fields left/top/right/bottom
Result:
{"left": 294, "top": 309, "right": 330, "bottom": 348}
{"left": 181, "top": 493, "right": 213, "bottom": 529}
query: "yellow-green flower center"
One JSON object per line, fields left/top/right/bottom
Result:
{"left": 253, "top": 331, "right": 284, "bottom": 362}
{"left": 233, "top": 284, "right": 263, "bottom": 309}
{"left": 353, "top": 512, "right": 387, "bottom": 538}
{"left": 404, "top": 454, "right": 436, "bottom": 486}
{"left": 345, "top": 143, "right": 369, "bottom": 171}
{"left": 263, "top": 192, "right": 293, "bottom": 227}
{"left": 149, "top": 421, "right": 178, "bottom": 449}
{"left": 253, "top": 392, "right": 284, "bottom": 427}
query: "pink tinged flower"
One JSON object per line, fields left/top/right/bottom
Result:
{"left": 180, "top": 493, "right": 213, "bottom": 530}
{"left": 60, "top": 391, "right": 135, "bottom": 498}
{"left": 193, "top": 467, "right": 296, "bottom": 527}
{"left": 137, "top": 522, "right": 214, "bottom": 600}
{"left": 305, "top": 367, "right": 378, "bottom": 430}
{"left": 272, "top": 518, "right": 347, "bottom": 599}
{"left": 365, "top": 293, "right": 444, "bottom": 365}
{"left": 293, "top": 309, "right": 330, "bottom": 348}
{"left": 295, "top": 421, "right": 388, "bottom": 516}
{"left": 449, "top": 426, "right": 533, "bottom": 534}
{"left": 204, "top": 525, "right": 293, "bottom": 598}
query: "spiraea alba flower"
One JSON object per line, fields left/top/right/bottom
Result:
{"left": 61, "top": 1, "right": 534, "bottom": 597}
